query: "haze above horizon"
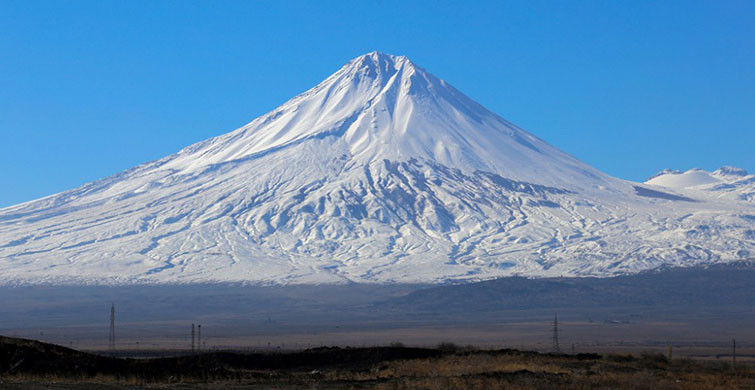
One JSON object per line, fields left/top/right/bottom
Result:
{"left": 1, "top": 0, "right": 753, "bottom": 207}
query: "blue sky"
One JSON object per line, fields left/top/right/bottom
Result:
{"left": 1, "top": 0, "right": 753, "bottom": 207}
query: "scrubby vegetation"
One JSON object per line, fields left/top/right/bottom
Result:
{"left": 1, "top": 336, "right": 753, "bottom": 389}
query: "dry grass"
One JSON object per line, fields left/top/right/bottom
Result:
{"left": 2, "top": 345, "right": 754, "bottom": 389}
{"left": 316, "top": 351, "right": 755, "bottom": 390}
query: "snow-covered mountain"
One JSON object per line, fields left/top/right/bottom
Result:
{"left": 0, "top": 52, "right": 752, "bottom": 284}
{"left": 646, "top": 167, "right": 755, "bottom": 202}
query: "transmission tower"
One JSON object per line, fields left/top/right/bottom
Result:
{"left": 197, "top": 324, "right": 201, "bottom": 352}
{"left": 552, "top": 313, "right": 560, "bottom": 353}
{"left": 191, "top": 323, "right": 195, "bottom": 352}
{"left": 108, "top": 303, "right": 115, "bottom": 350}
{"left": 733, "top": 339, "right": 737, "bottom": 368}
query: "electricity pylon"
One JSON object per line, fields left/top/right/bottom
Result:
{"left": 552, "top": 313, "right": 560, "bottom": 353}
{"left": 108, "top": 303, "right": 115, "bottom": 350}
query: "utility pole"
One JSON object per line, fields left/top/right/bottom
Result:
{"left": 197, "top": 325, "right": 201, "bottom": 352}
{"left": 191, "top": 324, "right": 195, "bottom": 353}
{"left": 552, "top": 313, "right": 560, "bottom": 353}
{"left": 108, "top": 303, "right": 115, "bottom": 350}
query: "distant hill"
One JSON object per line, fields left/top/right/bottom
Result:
{"left": 376, "top": 262, "right": 755, "bottom": 312}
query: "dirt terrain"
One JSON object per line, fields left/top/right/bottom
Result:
{"left": 1, "top": 335, "right": 753, "bottom": 389}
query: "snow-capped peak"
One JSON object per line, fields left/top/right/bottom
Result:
{"left": 343, "top": 51, "right": 413, "bottom": 79}
{"left": 158, "top": 52, "right": 609, "bottom": 188}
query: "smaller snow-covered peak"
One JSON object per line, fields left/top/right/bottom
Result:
{"left": 647, "top": 167, "right": 751, "bottom": 189}
{"left": 646, "top": 167, "right": 754, "bottom": 202}
{"left": 646, "top": 168, "right": 720, "bottom": 189}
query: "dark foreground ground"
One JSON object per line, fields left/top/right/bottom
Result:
{"left": 1, "top": 335, "right": 753, "bottom": 390}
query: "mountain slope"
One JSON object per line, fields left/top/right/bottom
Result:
{"left": 0, "top": 52, "right": 752, "bottom": 284}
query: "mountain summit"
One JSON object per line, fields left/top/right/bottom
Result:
{"left": 161, "top": 52, "right": 609, "bottom": 188}
{"left": 0, "top": 53, "right": 752, "bottom": 284}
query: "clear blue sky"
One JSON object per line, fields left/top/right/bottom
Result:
{"left": 1, "top": 1, "right": 753, "bottom": 207}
